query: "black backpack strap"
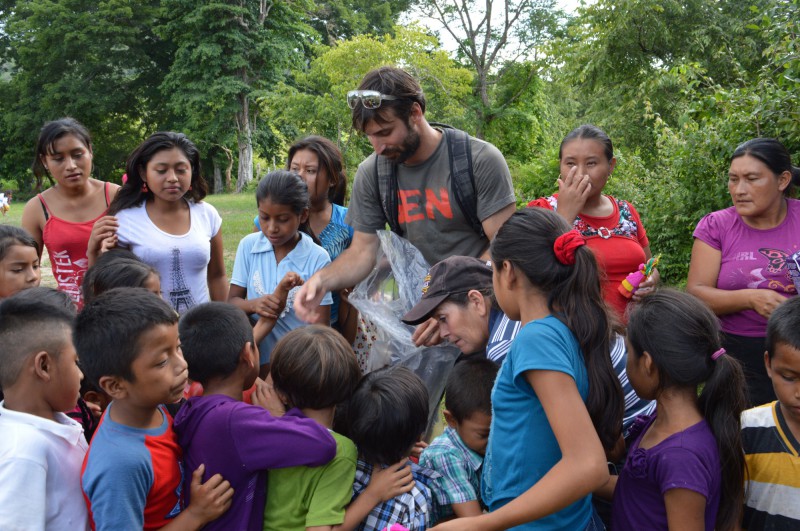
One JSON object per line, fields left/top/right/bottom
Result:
{"left": 443, "top": 128, "right": 483, "bottom": 237}
{"left": 375, "top": 154, "right": 403, "bottom": 235}
{"left": 375, "top": 124, "right": 481, "bottom": 238}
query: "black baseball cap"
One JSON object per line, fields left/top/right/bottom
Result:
{"left": 401, "top": 256, "right": 493, "bottom": 325}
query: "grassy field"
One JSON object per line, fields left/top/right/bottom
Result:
{"left": 0, "top": 193, "right": 258, "bottom": 283}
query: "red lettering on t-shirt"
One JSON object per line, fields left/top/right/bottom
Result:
{"left": 398, "top": 190, "right": 425, "bottom": 224}
{"left": 426, "top": 188, "right": 453, "bottom": 220}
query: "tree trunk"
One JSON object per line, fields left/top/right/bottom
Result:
{"left": 235, "top": 96, "right": 254, "bottom": 192}
{"left": 212, "top": 161, "right": 223, "bottom": 194}
{"left": 224, "top": 149, "right": 233, "bottom": 192}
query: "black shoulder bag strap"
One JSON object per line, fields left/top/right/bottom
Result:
{"left": 375, "top": 124, "right": 481, "bottom": 237}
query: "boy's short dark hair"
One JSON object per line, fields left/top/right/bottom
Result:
{"left": 270, "top": 325, "right": 361, "bottom": 410}
{"left": 75, "top": 287, "right": 177, "bottom": 388}
{"left": 178, "top": 302, "right": 254, "bottom": 385}
{"left": 12, "top": 286, "right": 77, "bottom": 314}
{"left": 445, "top": 357, "right": 498, "bottom": 423}
{"left": 0, "top": 294, "right": 74, "bottom": 389}
{"left": 342, "top": 365, "right": 428, "bottom": 465}
{"left": 766, "top": 296, "right": 800, "bottom": 359}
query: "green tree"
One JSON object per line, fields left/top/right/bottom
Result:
{"left": 259, "top": 25, "right": 474, "bottom": 173}
{"left": 160, "top": 0, "right": 312, "bottom": 191}
{"left": 309, "top": 0, "right": 413, "bottom": 45}
{"left": 0, "top": 0, "right": 172, "bottom": 191}
{"left": 554, "top": 0, "right": 771, "bottom": 157}
{"left": 415, "top": 0, "right": 563, "bottom": 138}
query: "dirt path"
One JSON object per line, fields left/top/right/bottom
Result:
{"left": 40, "top": 248, "right": 57, "bottom": 288}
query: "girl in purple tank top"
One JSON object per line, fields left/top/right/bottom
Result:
{"left": 605, "top": 290, "right": 746, "bottom": 531}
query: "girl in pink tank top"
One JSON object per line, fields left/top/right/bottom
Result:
{"left": 21, "top": 118, "right": 120, "bottom": 308}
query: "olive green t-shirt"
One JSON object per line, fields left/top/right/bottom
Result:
{"left": 263, "top": 431, "right": 357, "bottom": 530}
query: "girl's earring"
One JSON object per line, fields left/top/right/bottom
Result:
{"left": 142, "top": 182, "right": 149, "bottom": 192}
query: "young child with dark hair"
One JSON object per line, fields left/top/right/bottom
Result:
{"left": 229, "top": 170, "right": 333, "bottom": 375}
{"left": 173, "top": 304, "right": 339, "bottom": 531}
{"left": 340, "top": 365, "right": 441, "bottom": 531}
{"left": 263, "top": 325, "right": 413, "bottom": 531}
{"left": 0, "top": 291, "right": 88, "bottom": 529}
{"left": 81, "top": 248, "right": 161, "bottom": 305}
{"left": 609, "top": 290, "right": 747, "bottom": 531}
{"left": 0, "top": 224, "right": 41, "bottom": 300}
{"left": 420, "top": 357, "right": 497, "bottom": 520}
{"left": 741, "top": 296, "right": 800, "bottom": 530}
{"left": 76, "top": 288, "right": 233, "bottom": 530}
{"left": 11, "top": 286, "right": 106, "bottom": 442}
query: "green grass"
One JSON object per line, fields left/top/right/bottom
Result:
{"left": 1, "top": 193, "right": 257, "bottom": 280}
{"left": 204, "top": 193, "right": 257, "bottom": 275}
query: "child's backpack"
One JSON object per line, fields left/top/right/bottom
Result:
{"left": 375, "top": 124, "right": 483, "bottom": 238}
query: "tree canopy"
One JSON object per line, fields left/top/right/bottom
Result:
{"left": 1, "top": 0, "right": 798, "bottom": 284}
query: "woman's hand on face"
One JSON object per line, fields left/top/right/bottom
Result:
{"left": 411, "top": 317, "right": 442, "bottom": 347}
{"left": 749, "top": 289, "right": 787, "bottom": 318}
{"left": 556, "top": 166, "right": 593, "bottom": 220}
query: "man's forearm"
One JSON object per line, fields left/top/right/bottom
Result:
{"left": 317, "top": 234, "right": 379, "bottom": 292}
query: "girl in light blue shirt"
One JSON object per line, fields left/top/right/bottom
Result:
{"left": 230, "top": 170, "right": 332, "bottom": 375}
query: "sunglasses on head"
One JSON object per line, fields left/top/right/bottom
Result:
{"left": 346, "top": 90, "right": 399, "bottom": 110}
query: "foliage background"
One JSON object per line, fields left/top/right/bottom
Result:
{"left": 1, "top": 0, "right": 799, "bottom": 285}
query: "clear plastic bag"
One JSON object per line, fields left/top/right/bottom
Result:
{"left": 347, "top": 231, "right": 460, "bottom": 432}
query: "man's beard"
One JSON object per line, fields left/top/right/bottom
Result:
{"left": 382, "top": 126, "right": 421, "bottom": 164}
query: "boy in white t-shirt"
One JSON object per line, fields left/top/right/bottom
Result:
{"left": 0, "top": 292, "right": 89, "bottom": 530}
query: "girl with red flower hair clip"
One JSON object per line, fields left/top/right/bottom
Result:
{"left": 432, "top": 207, "right": 624, "bottom": 531}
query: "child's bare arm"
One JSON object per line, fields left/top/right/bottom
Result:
{"left": 253, "top": 314, "right": 278, "bottom": 344}
{"left": 330, "top": 461, "right": 415, "bottom": 531}
{"left": 275, "top": 271, "right": 303, "bottom": 302}
{"left": 593, "top": 474, "right": 617, "bottom": 501}
{"left": 451, "top": 500, "right": 483, "bottom": 517}
{"left": 250, "top": 272, "right": 305, "bottom": 335}
{"left": 160, "top": 465, "right": 234, "bottom": 531}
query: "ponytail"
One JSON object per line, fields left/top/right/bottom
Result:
{"left": 628, "top": 290, "right": 746, "bottom": 530}
{"left": 491, "top": 208, "right": 623, "bottom": 450}
{"left": 698, "top": 352, "right": 747, "bottom": 530}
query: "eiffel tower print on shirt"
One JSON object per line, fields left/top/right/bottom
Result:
{"left": 169, "top": 247, "right": 196, "bottom": 313}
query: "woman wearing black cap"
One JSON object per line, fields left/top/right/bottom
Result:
{"left": 402, "top": 256, "right": 519, "bottom": 363}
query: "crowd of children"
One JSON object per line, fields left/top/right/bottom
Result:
{"left": 1, "top": 107, "right": 799, "bottom": 531}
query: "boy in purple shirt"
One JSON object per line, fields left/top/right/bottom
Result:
{"left": 174, "top": 302, "right": 337, "bottom": 531}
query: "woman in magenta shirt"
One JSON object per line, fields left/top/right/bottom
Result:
{"left": 688, "top": 138, "right": 800, "bottom": 406}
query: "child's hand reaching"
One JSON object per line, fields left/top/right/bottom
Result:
{"left": 87, "top": 215, "right": 118, "bottom": 264}
{"left": 252, "top": 272, "right": 304, "bottom": 319}
{"left": 276, "top": 271, "right": 304, "bottom": 297}
{"left": 181, "top": 464, "right": 234, "bottom": 527}
{"left": 364, "top": 460, "right": 415, "bottom": 503}
{"left": 409, "top": 441, "right": 428, "bottom": 460}
{"left": 251, "top": 294, "right": 284, "bottom": 319}
{"left": 251, "top": 375, "right": 286, "bottom": 417}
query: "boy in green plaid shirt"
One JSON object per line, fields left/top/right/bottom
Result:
{"left": 419, "top": 357, "right": 498, "bottom": 520}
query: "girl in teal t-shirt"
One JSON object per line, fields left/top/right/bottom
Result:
{"left": 432, "top": 207, "right": 623, "bottom": 531}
